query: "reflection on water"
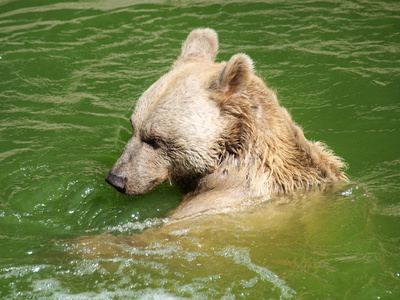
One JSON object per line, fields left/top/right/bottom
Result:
{"left": 1, "top": 0, "right": 399, "bottom": 298}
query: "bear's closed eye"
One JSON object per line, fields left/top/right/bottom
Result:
{"left": 143, "top": 136, "right": 164, "bottom": 149}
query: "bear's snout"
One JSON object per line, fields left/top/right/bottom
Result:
{"left": 105, "top": 172, "right": 127, "bottom": 194}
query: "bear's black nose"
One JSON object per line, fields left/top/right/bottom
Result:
{"left": 105, "top": 172, "right": 127, "bottom": 194}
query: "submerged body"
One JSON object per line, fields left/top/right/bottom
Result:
{"left": 106, "top": 28, "right": 347, "bottom": 221}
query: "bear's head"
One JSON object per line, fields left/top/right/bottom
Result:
{"left": 106, "top": 29, "right": 255, "bottom": 196}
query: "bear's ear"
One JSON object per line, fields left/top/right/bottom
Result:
{"left": 216, "top": 54, "right": 254, "bottom": 94}
{"left": 179, "top": 28, "right": 218, "bottom": 61}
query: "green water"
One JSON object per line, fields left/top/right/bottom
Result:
{"left": 1, "top": 0, "right": 399, "bottom": 298}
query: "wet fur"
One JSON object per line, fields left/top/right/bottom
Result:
{"left": 107, "top": 28, "right": 347, "bottom": 221}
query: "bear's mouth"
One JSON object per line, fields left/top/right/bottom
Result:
{"left": 132, "top": 179, "right": 165, "bottom": 196}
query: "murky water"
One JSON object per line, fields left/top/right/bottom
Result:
{"left": 1, "top": 0, "right": 399, "bottom": 298}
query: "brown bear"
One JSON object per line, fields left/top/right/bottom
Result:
{"left": 106, "top": 28, "right": 347, "bottom": 221}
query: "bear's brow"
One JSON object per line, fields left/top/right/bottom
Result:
{"left": 129, "top": 118, "right": 138, "bottom": 133}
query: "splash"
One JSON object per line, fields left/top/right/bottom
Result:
{"left": 104, "top": 218, "right": 168, "bottom": 234}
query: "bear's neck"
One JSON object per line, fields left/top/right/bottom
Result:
{"left": 169, "top": 76, "right": 347, "bottom": 221}
{"left": 173, "top": 130, "right": 347, "bottom": 222}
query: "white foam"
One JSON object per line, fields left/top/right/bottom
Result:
{"left": 105, "top": 218, "right": 168, "bottom": 234}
